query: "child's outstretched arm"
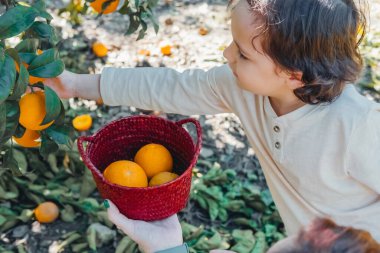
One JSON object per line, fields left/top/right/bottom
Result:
{"left": 99, "top": 65, "right": 234, "bottom": 115}
{"left": 45, "top": 65, "right": 235, "bottom": 116}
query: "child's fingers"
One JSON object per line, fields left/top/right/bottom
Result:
{"left": 105, "top": 199, "right": 136, "bottom": 237}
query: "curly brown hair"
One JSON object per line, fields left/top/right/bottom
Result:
{"left": 287, "top": 218, "right": 380, "bottom": 253}
{"left": 230, "top": 0, "right": 367, "bottom": 104}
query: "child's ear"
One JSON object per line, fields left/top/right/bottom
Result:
{"left": 287, "top": 71, "right": 304, "bottom": 90}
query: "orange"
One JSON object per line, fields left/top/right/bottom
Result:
{"left": 138, "top": 49, "right": 151, "bottom": 56}
{"left": 103, "top": 160, "right": 148, "bottom": 187}
{"left": 34, "top": 201, "right": 59, "bottom": 223}
{"left": 72, "top": 114, "right": 92, "bottom": 131}
{"left": 19, "top": 91, "right": 54, "bottom": 130}
{"left": 92, "top": 42, "right": 108, "bottom": 57}
{"left": 149, "top": 172, "right": 179, "bottom": 187}
{"left": 198, "top": 27, "right": 209, "bottom": 36}
{"left": 134, "top": 143, "right": 173, "bottom": 178}
{"left": 90, "top": 0, "right": 119, "bottom": 14}
{"left": 12, "top": 129, "right": 41, "bottom": 148}
{"left": 160, "top": 44, "right": 172, "bottom": 56}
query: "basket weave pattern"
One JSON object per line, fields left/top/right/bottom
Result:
{"left": 78, "top": 115, "right": 202, "bottom": 221}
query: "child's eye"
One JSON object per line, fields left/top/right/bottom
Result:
{"left": 239, "top": 51, "right": 248, "bottom": 60}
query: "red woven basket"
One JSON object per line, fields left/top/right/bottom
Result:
{"left": 77, "top": 115, "right": 202, "bottom": 221}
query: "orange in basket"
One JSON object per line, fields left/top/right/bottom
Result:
{"left": 134, "top": 143, "right": 173, "bottom": 178}
{"left": 103, "top": 160, "right": 148, "bottom": 187}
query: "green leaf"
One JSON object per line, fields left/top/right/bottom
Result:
{"left": 148, "top": 0, "right": 159, "bottom": 7}
{"left": 0, "top": 101, "right": 20, "bottom": 146}
{"left": 3, "top": 151, "right": 23, "bottom": 177}
{"left": 6, "top": 49, "right": 29, "bottom": 100}
{"left": 193, "top": 230, "right": 223, "bottom": 250}
{"left": 0, "top": 54, "right": 17, "bottom": 103}
{"left": 28, "top": 48, "right": 56, "bottom": 70}
{"left": 18, "top": 52, "right": 37, "bottom": 65}
{"left": 42, "top": 86, "right": 61, "bottom": 124}
{"left": 45, "top": 125, "right": 74, "bottom": 148}
{"left": 0, "top": 103, "right": 6, "bottom": 140}
{"left": 126, "top": 14, "right": 140, "bottom": 35}
{"left": 136, "top": 20, "right": 147, "bottom": 40}
{"left": 208, "top": 199, "right": 219, "bottom": 221}
{"left": 260, "top": 189, "right": 273, "bottom": 206}
{"left": 29, "top": 59, "right": 65, "bottom": 78}
{"left": 0, "top": 215, "right": 6, "bottom": 226}
{"left": 40, "top": 133, "right": 59, "bottom": 159}
{"left": 8, "top": 64, "right": 29, "bottom": 100}
{"left": 17, "top": 209, "right": 33, "bottom": 223}
{"left": 252, "top": 231, "right": 267, "bottom": 253}
{"left": 80, "top": 168, "right": 96, "bottom": 198}
{"left": 232, "top": 218, "right": 259, "bottom": 230}
{"left": 146, "top": 9, "right": 159, "bottom": 34}
{"left": 61, "top": 205, "right": 76, "bottom": 222}
{"left": 53, "top": 101, "right": 66, "bottom": 126}
{"left": 32, "top": 0, "right": 54, "bottom": 21}
{"left": 13, "top": 149, "right": 28, "bottom": 174}
{"left": 30, "top": 21, "right": 59, "bottom": 45}
{"left": 118, "top": 2, "right": 130, "bottom": 14}
{"left": 230, "top": 230, "right": 256, "bottom": 253}
{"left": 0, "top": 206, "right": 17, "bottom": 216}
{"left": 0, "top": 5, "right": 39, "bottom": 40}
{"left": 80, "top": 198, "right": 100, "bottom": 213}
{"left": 115, "top": 236, "right": 138, "bottom": 253}
{"left": 5, "top": 48, "right": 21, "bottom": 65}
{"left": 15, "top": 39, "right": 39, "bottom": 53}
{"left": 13, "top": 124, "right": 26, "bottom": 139}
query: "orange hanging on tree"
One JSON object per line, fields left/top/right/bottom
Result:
{"left": 19, "top": 91, "right": 54, "bottom": 131}
{"left": 12, "top": 129, "right": 41, "bottom": 148}
{"left": 90, "top": 0, "right": 120, "bottom": 14}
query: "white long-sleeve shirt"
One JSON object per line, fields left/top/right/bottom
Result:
{"left": 100, "top": 64, "right": 380, "bottom": 241}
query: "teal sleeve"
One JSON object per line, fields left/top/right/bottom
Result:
{"left": 154, "top": 243, "right": 189, "bottom": 253}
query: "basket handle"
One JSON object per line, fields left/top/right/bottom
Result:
{"left": 77, "top": 136, "right": 103, "bottom": 177}
{"left": 77, "top": 136, "right": 94, "bottom": 154}
{"left": 176, "top": 118, "right": 202, "bottom": 154}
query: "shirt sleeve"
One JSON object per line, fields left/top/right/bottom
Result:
{"left": 99, "top": 64, "right": 234, "bottom": 115}
{"left": 345, "top": 105, "right": 380, "bottom": 193}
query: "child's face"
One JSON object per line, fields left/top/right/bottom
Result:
{"left": 223, "top": 0, "right": 295, "bottom": 98}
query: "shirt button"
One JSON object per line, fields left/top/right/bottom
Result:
{"left": 275, "top": 142, "right": 281, "bottom": 149}
{"left": 273, "top": 126, "right": 280, "bottom": 132}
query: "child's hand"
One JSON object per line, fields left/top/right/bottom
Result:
{"left": 42, "top": 70, "right": 78, "bottom": 99}
{"left": 105, "top": 199, "right": 183, "bottom": 253}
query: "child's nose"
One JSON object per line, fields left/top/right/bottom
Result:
{"left": 223, "top": 43, "right": 234, "bottom": 62}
